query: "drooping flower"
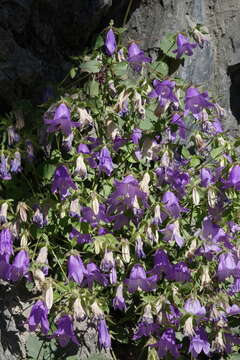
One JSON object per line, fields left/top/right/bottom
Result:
{"left": 105, "top": 29, "right": 116, "bottom": 56}
{"left": 45, "top": 103, "right": 79, "bottom": 136}
{"left": 25, "top": 140, "right": 35, "bottom": 162}
{"left": 149, "top": 249, "right": 172, "bottom": 278}
{"left": 32, "top": 208, "right": 47, "bottom": 228}
{"left": 124, "top": 264, "right": 158, "bottom": 293}
{"left": 81, "top": 204, "right": 110, "bottom": 228}
{"left": 98, "top": 147, "right": 114, "bottom": 176}
{"left": 160, "top": 221, "right": 185, "bottom": 247}
{"left": 0, "top": 155, "right": 11, "bottom": 180}
{"left": 68, "top": 255, "right": 86, "bottom": 285}
{"left": 162, "top": 191, "right": 187, "bottom": 218}
{"left": 28, "top": 300, "right": 49, "bottom": 334}
{"left": 150, "top": 328, "right": 180, "bottom": 359}
{"left": 189, "top": 328, "right": 210, "bottom": 358}
{"left": 97, "top": 318, "right": 111, "bottom": 349}
{"left": 222, "top": 165, "right": 240, "bottom": 190}
{"left": 7, "top": 126, "right": 20, "bottom": 145}
{"left": 69, "top": 228, "right": 92, "bottom": 244}
{"left": 173, "top": 33, "right": 197, "bottom": 58}
{"left": 171, "top": 113, "right": 187, "bottom": 140}
{"left": 148, "top": 80, "right": 178, "bottom": 109}
{"left": 10, "top": 250, "right": 30, "bottom": 282}
{"left": 113, "top": 284, "right": 126, "bottom": 311}
{"left": 166, "top": 261, "right": 191, "bottom": 282}
{"left": 10, "top": 152, "right": 22, "bottom": 173}
{"left": 127, "top": 42, "right": 151, "bottom": 72}
{"left": 184, "top": 299, "right": 206, "bottom": 316}
{"left": 135, "top": 236, "right": 146, "bottom": 259}
{"left": 0, "top": 228, "right": 13, "bottom": 257}
{"left": 217, "top": 252, "right": 237, "bottom": 281}
{"left": 131, "top": 128, "right": 142, "bottom": 145}
{"left": 185, "top": 87, "right": 214, "bottom": 120}
{"left": 51, "top": 315, "right": 79, "bottom": 347}
{"left": 82, "top": 262, "right": 108, "bottom": 289}
{"left": 51, "top": 165, "right": 77, "bottom": 200}
{"left": 0, "top": 203, "right": 8, "bottom": 224}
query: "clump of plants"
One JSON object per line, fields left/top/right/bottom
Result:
{"left": 1, "top": 21, "right": 240, "bottom": 359}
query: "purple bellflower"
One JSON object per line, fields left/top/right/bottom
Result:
{"left": 0, "top": 228, "right": 13, "bottom": 257}
{"left": 166, "top": 261, "right": 191, "bottom": 282}
{"left": 98, "top": 147, "right": 114, "bottom": 176}
{"left": 69, "top": 228, "right": 92, "bottom": 244}
{"left": 127, "top": 42, "right": 151, "bottom": 72}
{"left": 45, "top": 103, "right": 79, "bottom": 136}
{"left": 162, "top": 191, "right": 187, "bottom": 218}
{"left": 28, "top": 300, "right": 49, "bottom": 334}
{"left": 148, "top": 80, "right": 178, "bottom": 109}
{"left": 217, "top": 252, "right": 237, "bottom": 281}
{"left": 222, "top": 165, "right": 240, "bottom": 190}
{"left": 184, "top": 299, "right": 206, "bottom": 316}
{"left": 10, "top": 250, "right": 30, "bottom": 282}
{"left": 149, "top": 249, "right": 172, "bottom": 278}
{"left": 124, "top": 264, "right": 158, "bottom": 293}
{"left": 83, "top": 262, "right": 108, "bottom": 289}
{"left": 105, "top": 29, "right": 116, "bottom": 56}
{"left": 131, "top": 128, "right": 142, "bottom": 145}
{"left": 150, "top": 328, "right": 180, "bottom": 359}
{"left": 160, "top": 221, "right": 185, "bottom": 247}
{"left": 173, "top": 33, "right": 197, "bottom": 59}
{"left": 11, "top": 152, "right": 22, "bottom": 173}
{"left": 135, "top": 236, "right": 146, "bottom": 259}
{"left": 0, "top": 155, "right": 11, "bottom": 180}
{"left": 185, "top": 87, "right": 214, "bottom": 120}
{"left": 51, "top": 315, "right": 79, "bottom": 347}
{"left": 51, "top": 165, "right": 77, "bottom": 200}
{"left": 81, "top": 204, "right": 110, "bottom": 228}
{"left": 171, "top": 113, "right": 187, "bottom": 140}
{"left": 189, "top": 328, "right": 210, "bottom": 359}
{"left": 98, "top": 318, "right": 111, "bottom": 349}
{"left": 68, "top": 255, "right": 86, "bottom": 285}
{"left": 113, "top": 284, "right": 126, "bottom": 311}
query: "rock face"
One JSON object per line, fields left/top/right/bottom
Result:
{"left": 1, "top": 0, "right": 240, "bottom": 129}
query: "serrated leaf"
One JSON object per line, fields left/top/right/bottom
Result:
{"left": 81, "top": 59, "right": 101, "bottom": 73}
{"left": 149, "top": 61, "right": 169, "bottom": 76}
{"left": 112, "top": 62, "right": 128, "bottom": 79}
{"left": 159, "top": 33, "right": 177, "bottom": 58}
{"left": 26, "top": 334, "right": 44, "bottom": 360}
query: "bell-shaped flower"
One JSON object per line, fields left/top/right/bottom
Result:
{"left": 135, "top": 236, "right": 146, "bottom": 259}
{"left": 69, "top": 228, "right": 92, "bottom": 244}
{"left": 127, "top": 42, "right": 151, "bottom": 72}
{"left": 184, "top": 299, "right": 206, "bottom": 316}
{"left": 10, "top": 250, "right": 30, "bottom": 282}
{"left": 150, "top": 249, "right": 172, "bottom": 278}
{"left": 83, "top": 262, "right": 108, "bottom": 289}
{"left": 98, "top": 147, "right": 114, "bottom": 176}
{"left": 11, "top": 152, "right": 22, "bottom": 173}
{"left": 51, "top": 165, "right": 77, "bottom": 201}
{"left": 113, "top": 284, "right": 126, "bottom": 311}
{"left": 162, "top": 191, "right": 187, "bottom": 218}
{"left": 44, "top": 103, "right": 79, "bottom": 136}
{"left": 105, "top": 29, "right": 116, "bottom": 56}
{"left": 68, "top": 255, "right": 86, "bottom": 285}
{"left": 0, "top": 228, "right": 13, "bottom": 257}
{"left": 217, "top": 252, "right": 237, "bottom": 281}
{"left": 97, "top": 318, "right": 111, "bottom": 349}
{"left": 150, "top": 328, "right": 180, "bottom": 359}
{"left": 28, "top": 300, "right": 49, "bottom": 334}
{"left": 171, "top": 113, "right": 186, "bottom": 140}
{"left": 131, "top": 128, "right": 142, "bottom": 145}
{"left": 166, "top": 261, "right": 191, "bottom": 282}
{"left": 173, "top": 33, "right": 197, "bottom": 58}
{"left": 124, "top": 264, "right": 158, "bottom": 293}
{"left": 51, "top": 315, "right": 79, "bottom": 347}
{"left": 189, "top": 328, "right": 210, "bottom": 358}
{"left": 148, "top": 80, "right": 178, "bottom": 109}
{"left": 160, "top": 221, "right": 185, "bottom": 247}
{"left": 222, "top": 165, "right": 240, "bottom": 190}
{"left": 0, "top": 155, "right": 11, "bottom": 180}
{"left": 185, "top": 87, "right": 214, "bottom": 120}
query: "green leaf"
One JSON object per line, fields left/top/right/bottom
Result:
{"left": 159, "top": 33, "right": 177, "bottom": 58}
{"left": 140, "top": 103, "right": 158, "bottom": 131}
{"left": 81, "top": 59, "right": 101, "bottom": 73}
{"left": 210, "top": 147, "right": 223, "bottom": 158}
{"left": 190, "top": 156, "right": 201, "bottom": 167}
{"left": 87, "top": 355, "right": 111, "bottom": 360}
{"left": 149, "top": 61, "right": 169, "bottom": 76}
{"left": 93, "top": 35, "right": 104, "bottom": 50}
{"left": 70, "top": 67, "right": 77, "bottom": 79}
{"left": 26, "top": 334, "right": 44, "bottom": 360}
{"left": 85, "top": 79, "right": 99, "bottom": 97}
{"left": 181, "top": 146, "right": 191, "bottom": 159}
{"left": 41, "top": 164, "right": 56, "bottom": 180}
{"left": 112, "top": 62, "right": 128, "bottom": 79}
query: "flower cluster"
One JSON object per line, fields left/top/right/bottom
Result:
{"left": 1, "top": 24, "right": 240, "bottom": 360}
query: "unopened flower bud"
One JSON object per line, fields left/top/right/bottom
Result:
{"left": 92, "top": 194, "right": 99, "bottom": 216}
{"left": 117, "top": 48, "right": 126, "bottom": 62}
{"left": 43, "top": 282, "right": 53, "bottom": 310}
{"left": 14, "top": 109, "right": 25, "bottom": 129}
{"left": 70, "top": 198, "right": 81, "bottom": 218}
{"left": 185, "top": 238, "right": 197, "bottom": 258}
{"left": 154, "top": 204, "right": 162, "bottom": 225}
{"left": 106, "top": 119, "right": 120, "bottom": 140}
{"left": 195, "top": 133, "right": 205, "bottom": 151}
{"left": 122, "top": 240, "right": 130, "bottom": 263}
{"left": 214, "top": 103, "right": 226, "bottom": 118}
{"left": 143, "top": 304, "right": 153, "bottom": 321}
{"left": 208, "top": 188, "right": 217, "bottom": 208}
{"left": 36, "top": 247, "right": 48, "bottom": 265}
{"left": 192, "top": 187, "right": 200, "bottom": 205}
{"left": 75, "top": 154, "right": 87, "bottom": 177}
{"left": 133, "top": 91, "right": 145, "bottom": 117}
{"left": 91, "top": 301, "right": 103, "bottom": 318}
{"left": 77, "top": 108, "right": 93, "bottom": 127}
{"left": 183, "top": 316, "right": 195, "bottom": 337}
{"left": 33, "top": 269, "right": 46, "bottom": 290}
{"left": 212, "top": 331, "right": 225, "bottom": 352}
{"left": 160, "top": 151, "right": 170, "bottom": 167}
{"left": 20, "top": 233, "right": 28, "bottom": 247}
{"left": 0, "top": 203, "right": 8, "bottom": 224}
{"left": 73, "top": 298, "right": 86, "bottom": 320}
{"left": 201, "top": 265, "right": 211, "bottom": 288}
{"left": 17, "top": 202, "right": 29, "bottom": 222}
{"left": 108, "top": 80, "right": 117, "bottom": 96}
{"left": 140, "top": 172, "right": 150, "bottom": 195}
